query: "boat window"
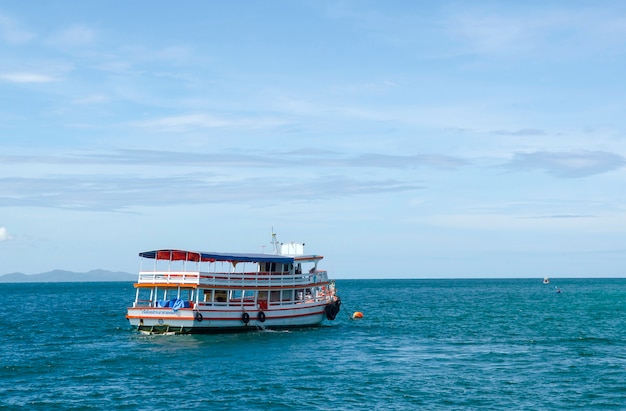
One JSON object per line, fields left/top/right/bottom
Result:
{"left": 158, "top": 287, "right": 176, "bottom": 300}
{"left": 135, "top": 288, "right": 153, "bottom": 307}
{"left": 259, "top": 262, "right": 295, "bottom": 273}
{"left": 259, "top": 262, "right": 276, "bottom": 273}
{"left": 203, "top": 289, "right": 213, "bottom": 302}
{"left": 231, "top": 290, "right": 243, "bottom": 299}
{"left": 282, "top": 289, "right": 293, "bottom": 301}
{"left": 215, "top": 290, "right": 227, "bottom": 302}
{"left": 178, "top": 288, "right": 193, "bottom": 301}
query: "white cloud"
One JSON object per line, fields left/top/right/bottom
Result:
{"left": 0, "top": 227, "right": 13, "bottom": 241}
{"left": 445, "top": 6, "right": 626, "bottom": 59}
{"left": 130, "top": 113, "right": 291, "bottom": 132}
{"left": 0, "top": 12, "right": 35, "bottom": 44}
{"left": 73, "top": 94, "right": 109, "bottom": 104}
{"left": 47, "top": 25, "right": 95, "bottom": 47}
{"left": 448, "top": 12, "right": 531, "bottom": 56}
{"left": 0, "top": 172, "right": 422, "bottom": 212}
{"left": 134, "top": 114, "right": 230, "bottom": 131}
{"left": 506, "top": 150, "right": 626, "bottom": 178}
{"left": 0, "top": 72, "right": 57, "bottom": 83}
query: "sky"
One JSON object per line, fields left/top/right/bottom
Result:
{"left": 1, "top": 1, "right": 626, "bottom": 279}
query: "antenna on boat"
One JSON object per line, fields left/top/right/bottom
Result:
{"left": 271, "top": 228, "right": 280, "bottom": 254}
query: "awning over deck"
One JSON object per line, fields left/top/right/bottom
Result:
{"left": 138, "top": 249, "right": 322, "bottom": 264}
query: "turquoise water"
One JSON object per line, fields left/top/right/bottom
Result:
{"left": 1, "top": 279, "right": 625, "bottom": 410}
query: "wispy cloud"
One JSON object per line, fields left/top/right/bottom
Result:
{"left": 505, "top": 150, "right": 626, "bottom": 178}
{"left": 130, "top": 114, "right": 291, "bottom": 132}
{"left": 525, "top": 214, "right": 595, "bottom": 219}
{"left": 0, "top": 72, "right": 57, "bottom": 83}
{"left": 445, "top": 5, "right": 626, "bottom": 59}
{"left": 0, "top": 12, "right": 34, "bottom": 44}
{"left": 446, "top": 10, "right": 533, "bottom": 56}
{"left": 492, "top": 128, "right": 546, "bottom": 136}
{"left": 0, "top": 147, "right": 441, "bottom": 212}
{"left": 46, "top": 24, "right": 95, "bottom": 48}
{"left": 73, "top": 94, "right": 109, "bottom": 105}
{"left": 0, "top": 174, "right": 422, "bottom": 211}
{"left": 0, "top": 149, "right": 468, "bottom": 170}
{"left": 0, "top": 226, "right": 13, "bottom": 241}
{"left": 349, "top": 153, "right": 467, "bottom": 169}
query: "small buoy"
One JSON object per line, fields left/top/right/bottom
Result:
{"left": 352, "top": 311, "right": 363, "bottom": 319}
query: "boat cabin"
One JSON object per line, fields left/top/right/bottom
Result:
{"left": 131, "top": 252, "right": 329, "bottom": 311}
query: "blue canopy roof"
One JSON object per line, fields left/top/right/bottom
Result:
{"left": 139, "top": 249, "right": 296, "bottom": 264}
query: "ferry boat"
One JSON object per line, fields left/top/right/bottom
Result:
{"left": 126, "top": 235, "right": 341, "bottom": 334}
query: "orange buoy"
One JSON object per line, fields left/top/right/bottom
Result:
{"left": 352, "top": 311, "right": 363, "bottom": 319}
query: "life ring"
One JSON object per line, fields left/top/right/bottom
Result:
{"left": 257, "top": 311, "right": 266, "bottom": 323}
{"left": 194, "top": 311, "right": 203, "bottom": 322}
{"left": 242, "top": 312, "right": 250, "bottom": 324}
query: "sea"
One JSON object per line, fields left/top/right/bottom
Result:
{"left": 1, "top": 278, "right": 625, "bottom": 410}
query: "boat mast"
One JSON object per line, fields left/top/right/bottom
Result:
{"left": 271, "top": 228, "right": 281, "bottom": 254}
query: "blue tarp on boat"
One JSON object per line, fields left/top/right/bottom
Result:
{"left": 156, "top": 298, "right": 190, "bottom": 311}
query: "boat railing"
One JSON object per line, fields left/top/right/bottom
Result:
{"left": 138, "top": 271, "right": 201, "bottom": 284}
{"left": 133, "top": 299, "right": 153, "bottom": 308}
{"left": 137, "top": 270, "right": 329, "bottom": 287}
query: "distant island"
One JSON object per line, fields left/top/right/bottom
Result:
{"left": 0, "top": 269, "right": 135, "bottom": 283}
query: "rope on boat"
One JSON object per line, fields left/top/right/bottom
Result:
{"left": 338, "top": 300, "right": 358, "bottom": 320}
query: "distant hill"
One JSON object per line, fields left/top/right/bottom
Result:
{"left": 0, "top": 269, "right": 135, "bottom": 283}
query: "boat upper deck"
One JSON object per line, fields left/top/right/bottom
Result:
{"left": 136, "top": 248, "right": 328, "bottom": 288}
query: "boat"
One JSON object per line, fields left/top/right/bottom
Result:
{"left": 543, "top": 277, "right": 550, "bottom": 284}
{"left": 126, "top": 234, "right": 341, "bottom": 334}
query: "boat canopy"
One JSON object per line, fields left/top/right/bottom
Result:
{"left": 138, "top": 249, "right": 322, "bottom": 264}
